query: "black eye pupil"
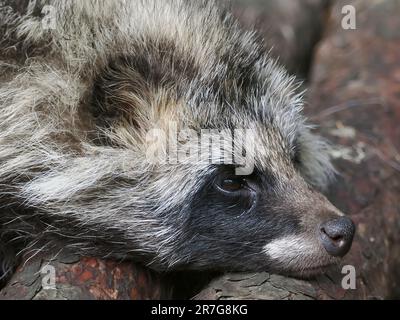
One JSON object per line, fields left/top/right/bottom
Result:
{"left": 221, "top": 178, "right": 243, "bottom": 191}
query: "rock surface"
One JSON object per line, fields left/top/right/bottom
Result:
{"left": 0, "top": 252, "right": 169, "bottom": 300}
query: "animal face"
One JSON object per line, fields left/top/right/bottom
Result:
{"left": 89, "top": 53, "right": 355, "bottom": 277}
{"left": 178, "top": 164, "right": 355, "bottom": 276}
{"left": 45, "top": 38, "right": 355, "bottom": 277}
{"left": 0, "top": 0, "right": 355, "bottom": 278}
{"left": 139, "top": 127, "right": 355, "bottom": 276}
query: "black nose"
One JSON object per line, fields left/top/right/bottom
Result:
{"left": 319, "top": 217, "right": 355, "bottom": 257}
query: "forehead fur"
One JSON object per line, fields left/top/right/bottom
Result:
{"left": 8, "top": 0, "right": 305, "bottom": 138}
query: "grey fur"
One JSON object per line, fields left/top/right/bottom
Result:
{"left": 0, "top": 0, "right": 339, "bottom": 281}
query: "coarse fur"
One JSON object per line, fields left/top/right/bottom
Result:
{"left": 0, "top": 0, "right": 344, "bottom": 284}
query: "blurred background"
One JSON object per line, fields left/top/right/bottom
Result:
{"left": 231, "top": 0, "right": 330, "bottom": 80}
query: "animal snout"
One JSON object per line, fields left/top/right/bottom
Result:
{"left": 319, "top": 217, "right": 355, "bottom": 257}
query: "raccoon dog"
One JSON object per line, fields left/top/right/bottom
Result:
{"left": 0, "top": 0, "right": 354, "bottom": 281}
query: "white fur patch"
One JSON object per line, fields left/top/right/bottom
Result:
{"left": 263, "top": 235, "right": 317, "bottom": 263}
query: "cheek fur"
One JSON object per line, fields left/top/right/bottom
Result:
{"left": 263, "top": 235, "right": 317, "bottom": 261}
{"left": 263, "top": 234, "right": 338, "bottom": 273}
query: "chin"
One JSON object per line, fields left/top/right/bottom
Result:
{"left": 288, "top": 265, "right": 335, "bottom": 279}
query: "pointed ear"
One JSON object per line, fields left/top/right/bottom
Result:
{"left": 88, "top": 55, "right": 187, "bottom": 149}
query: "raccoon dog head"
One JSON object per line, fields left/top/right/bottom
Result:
{"left": 90, "top": 51, "right": 355, "bottom": 277}
{"left": 3, "top": 0, "right": 355, "bottom": 277}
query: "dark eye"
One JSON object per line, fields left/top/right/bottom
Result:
{"left": 215, "top": 175, "right": 253, "bottom": 197}
{"left": 219, "top": 178, "right": 245, "bottom": 192}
